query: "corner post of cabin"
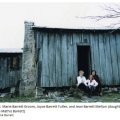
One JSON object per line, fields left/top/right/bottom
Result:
{"left": 19, "top": 21, "right": 37, "bottom": 96}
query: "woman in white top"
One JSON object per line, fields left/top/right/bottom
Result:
{"left": 77, "top": 70, "right": 86, "bottom": 92}
{"left": 85, "top": 75, "right": 98, "bottom": 97}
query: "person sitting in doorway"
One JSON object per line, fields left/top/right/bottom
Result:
{"left": 84, "top": 74, "right": 98, "bottom": 97}
{"left": 91, "top": 70, "right": 102, "bottom": 96}
{"left": 76, "top": 70, "right": 86, "bottom": 92}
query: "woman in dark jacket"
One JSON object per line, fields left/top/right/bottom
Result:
{"left": 91, "top": 70, "right": 102, "bottom": 96}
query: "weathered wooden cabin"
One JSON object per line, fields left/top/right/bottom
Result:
{"left": 20, "top": 22, "right": 120, "bottom": 95}
{"left": 0, "top": 48, "right": 22, "bottom": 89}
{"left": 34, "top": 27, "right": 120, "bottom": 87}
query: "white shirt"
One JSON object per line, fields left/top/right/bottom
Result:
{"left": 84, "top": 79, "right": 98, "bottom": 87}
{"left": 77, "top": 76, "right": 86, "bottom": 86}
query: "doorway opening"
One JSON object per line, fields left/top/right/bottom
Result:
{"left": 77, "top": 45, "right": 91, "bottom": 78}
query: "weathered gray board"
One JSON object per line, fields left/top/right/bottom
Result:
{"left": 0, "top": 53, "right": 22, "bottom": 89}
{"left": 34, "top": 28, "right": 120, "bottom": 87}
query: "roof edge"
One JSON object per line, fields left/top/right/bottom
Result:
{"left": 32, "top": 26, "right": 120, "bottom": 32}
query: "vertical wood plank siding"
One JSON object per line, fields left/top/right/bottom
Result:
{"left": 0, "top": 54, "right": 22, "bottom": 89}
{"left": 42, "top": 33, "right": 49, "bottom": 87}
{"left": 73, "top": 33, "right": 79, "bottom": 84}
{"left": 61, "top": 34, "right": 68, "bottom": 86}
{"left": 55, "top": 33, "right": 62, "bottom": 87}
{"left": 109, "top": 34, "right": 119, "bottom": 85}
{"left": 116, "top": 33, "right": 120, "bottom": 84}
{"left": 98, "top": 33, "right": 106, "bottom": 84}
{"left": 35, "top": 30, "right": 120, "bottom": 87}
{"left": 105, "top": 34, "right": 113, "bottom": 85}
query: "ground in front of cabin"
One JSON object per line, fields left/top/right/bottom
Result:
{"left": 0, "top": 87, "right": 120, "bottom": 102}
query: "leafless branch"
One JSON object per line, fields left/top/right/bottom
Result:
{"left": 76, "top": 6, "right": 120, "bottom": 21}
{"left": 101, "top": 4, "right": 120, "bottom": 14}
{"left": 105, "top": 22, "right": 120, "bottom": 28}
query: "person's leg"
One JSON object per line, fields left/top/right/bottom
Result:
{"left": 88, "top": 86, "right": 92, "bottom": 97}
{"left": 82, "top": 83, "right": 86, "bottom": 92}
{"left": 96, "top": 85, "right": 102, "bottom": 96}
{"left": 85, "top": 86, "right": 89, "bottom": 95}
{"left": 78, "top": 84, "right": 82, "bottom": 89}
{"left": 92, "top": 86, "right": 96, "bottom": 96}
{"left": 93, "top": 86, "right": 98, "bottom": 95}
{"left": 99, "top": 85, "right": 102, "bottom": 96}
{"left": 90, "top": 86, "right": 95, "bottom": 96}
{"left": 90, "top": 87, "right": 92, "bottom": 97}
{"left": 84, "top": 85, "right": 88, "bottom": 94}
{"left": 78, "top": 83, "right": 84, "bottom": 91}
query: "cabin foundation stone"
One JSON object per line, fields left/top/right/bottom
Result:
{"left": 19, "top": 21, "right": 37, "bottom": 96}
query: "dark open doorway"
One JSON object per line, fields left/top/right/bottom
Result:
{"left": 77, "top": 45, "right": 91, "bottom": 78}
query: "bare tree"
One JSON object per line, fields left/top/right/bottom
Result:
{"left": 76, "top": 4, "right": 120, "bottom": 28}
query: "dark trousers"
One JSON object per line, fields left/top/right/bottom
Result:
{"left": 95, "top": 85, "right": 102, "bottom": 95}
{"left": 86, "top": 86, "right": 96, "bottom": 97}
{"left": 78, "top": 83, "right": 86, "bottom": 92}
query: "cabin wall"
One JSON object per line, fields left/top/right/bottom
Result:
{"left": 35, "top": 30, "right": 120, "bottom": 87}
{"left": 0, "top": 53, "right": 22, "bottom": 89}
